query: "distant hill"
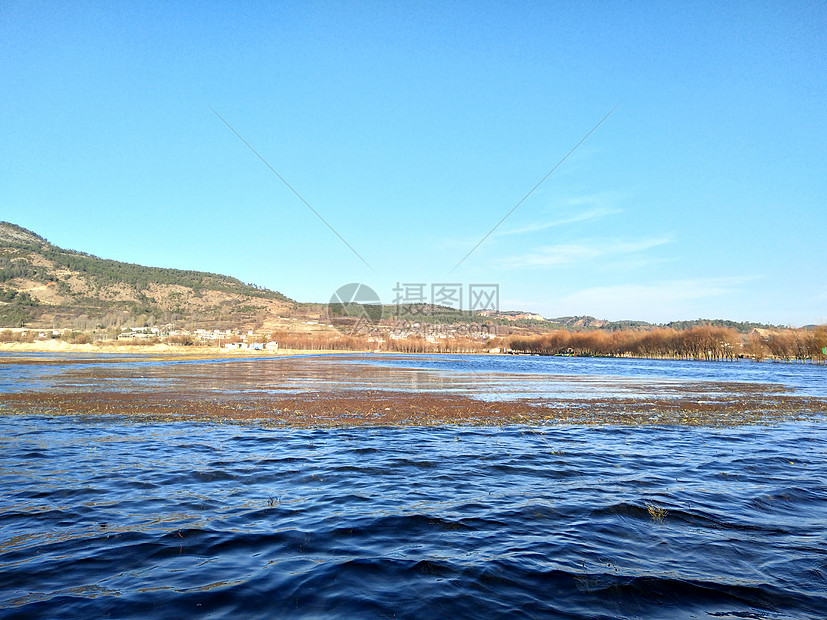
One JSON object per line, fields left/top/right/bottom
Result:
{"left": 663, "top": 318, "right": 777, "bottom": 333}
{"left": 0, "top": 221, "right": 782, "bottom": 336}
{"left": 0, "top": 221, "right": 295, "bottom": 330}
{"left": 470, "top": 312, "right": 776, "bottom": 334}
{"left": 547, "top": 315, "right": 612, "bottom": 329}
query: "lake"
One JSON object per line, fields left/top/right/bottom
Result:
{"left": 0, "top": 353, "right": 825, "bottom": 618}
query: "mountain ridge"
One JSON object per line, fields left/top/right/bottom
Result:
{"left": 0, "top": 221, "right": 296, "bottom": 330}
{"left": 0, "top": 222, "right": 781, "bottom": 334}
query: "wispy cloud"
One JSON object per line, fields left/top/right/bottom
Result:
{"left": 554, "top": 276, "right": 760, "bottom": 321}
{"left": 498, "top": 236, "right": 672, "bottom": 269}
{"left": 435, "top": 191, "right": 626, "bottom": 253}
{"left": 498, "top": 206, "right": 621, "bottom": 236}
{"left": 562, "top": 277, "right": 756, "bottom": 304}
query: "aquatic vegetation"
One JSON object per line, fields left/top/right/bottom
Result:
{"left": 646, "top": 503, "right": 668, "bottom": 522}
{"left": 0, "top": 354, "right": 824, "bottom": 427}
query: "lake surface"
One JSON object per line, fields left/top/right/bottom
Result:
{"left": 1, "top": 354, "right": 826, "bottom": 618}
{"left": 3, "top": 352, "right": 827, "bottom": 399}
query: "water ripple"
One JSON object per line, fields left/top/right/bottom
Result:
{"left": 1, "top": 417, "right": 826, "bottom": 618}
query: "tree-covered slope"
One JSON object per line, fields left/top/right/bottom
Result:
{"left": 0, "top": 221, "right": 294, "bottom": 328}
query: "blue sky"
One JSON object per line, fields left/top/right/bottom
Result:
{"left": 2, "top": 1, "right": 825, "bottom": 325}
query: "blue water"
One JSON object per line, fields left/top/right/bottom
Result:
{"left": 1, "top": 354, "right": 826, "bottom": 618}
{"left": 350, "top": 354, "right": 827, "bottom": 397}
{"left": 3, "top": 353, "right": 826, "bottom": 400}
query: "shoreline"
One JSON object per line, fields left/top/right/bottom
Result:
{"left": 1, "top": 341, "right": 823, "bottom": 364}
{"left": 0, "top": 340, "right": 371, "bottom": 358}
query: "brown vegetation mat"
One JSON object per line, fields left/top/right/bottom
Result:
{"left": 1, "top": 354, "right": 825, "bottom": 427}
{"left": 1, "top": 387, "right": 824, "bottom": 427}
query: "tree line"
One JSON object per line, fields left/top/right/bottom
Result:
{"left": 509, "top": 325, "right": 827, "bottom": 362}
{"left": 266, "top": 331, "right": 501, "bottom": 353}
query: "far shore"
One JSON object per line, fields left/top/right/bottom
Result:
{"left": 0, "top": 340, "right": 370, "bottom": 358}
{"left": 0, "top": 339, "right": 822, "bottom": 363}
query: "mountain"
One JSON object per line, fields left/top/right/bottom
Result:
{"left": 0, "top": 222, "right": 780, "bottom": 336}
{"left": 0, "top": 223, "right": 48, "bottom": 246}
{"left": 0, "top": 221, "right": 296, "bottom": 330}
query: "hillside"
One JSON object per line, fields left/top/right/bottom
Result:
{"left": 0, "top": 221, "right": 782, "bottom": 340}
{"left": 476, "top": 312, "right": 775, "bottom": 334}
{"left": 0, "top": 221, "right": 297, "bottom": 331}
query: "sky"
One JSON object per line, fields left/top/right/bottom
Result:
{"left": 2, "top": 1, "right": 825, "bottom": 325}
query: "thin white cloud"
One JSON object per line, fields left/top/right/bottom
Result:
{"left": 599, "top": 255, "right": 675, "bottom": 272}
{"left": 563, "top": 277, "right": 756, "bottom": 304}
{"left": 437, "top": 190, "right": 626, "bottom": 250}
{"left": 554, "top": 276, "right": 760, "bottom": 321}
{"left": 562, "top": 191, "right": 626, "bottom": 206}
{"left": 498, "top": 206, "right": 621, "bottom": 236}
{"left": 498, "top": 236, "right": 672, "bottom": 269}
